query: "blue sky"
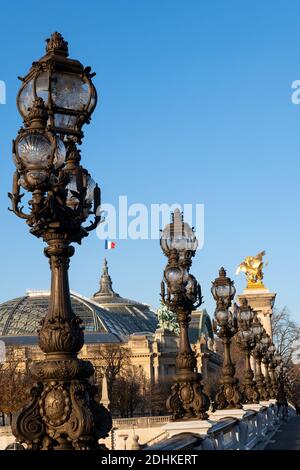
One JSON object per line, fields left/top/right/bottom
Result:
{"left": 0, "top": 0, "right": 299, "bottom": 320}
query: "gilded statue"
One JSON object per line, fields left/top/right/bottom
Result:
{"left": 236, "top": 251, "right": 267, "bottom": 288}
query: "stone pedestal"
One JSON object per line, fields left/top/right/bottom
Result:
{"left": 209, "top": 409, "right": 247, "bottom": 421}
{"left": 259, "top": 400, "right": 272, "bottom": 407}
{"left": 237, "top": 288, "right": 276, "bottom": 340}
{"left": 163, "top": 419, "right": 215, "bottom": 438}
{"left": 243, "top": 403, "right": 263, "bottom": 412}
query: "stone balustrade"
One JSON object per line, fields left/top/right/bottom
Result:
{"left": 113, "top": 415, "right": 171, "bottom": 428}
{"left": 144, "top": 402, "right": 296, "bottom": 451}
{"left": 0, "top": 403, "right": 296, "bottom": 450}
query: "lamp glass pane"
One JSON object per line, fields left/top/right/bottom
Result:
{"left": 36, "top": 71, "right": 50, "bottom": 104}
{"left": 165, "top": 267, "right": 183, "bottom": 285}
{"left": 53, "top": 138, "right": 66, "bottom": 169}
{"left": 54, "top": 113, "right": 77, "bottom": 130}
{"left": 66, "top": 174, "right": 79, "bottom": 209}
{"left": 216, "top": 310, "right": 228, "bottom": 322}
{"left": 18, "top": 79, "right": 34, "bottom": 117}
{"left": 216, "top": 285, "right": 230, "bottom": 298}
{"left": 87, "top": 88, "right": 97, "bottom": 113}
{"left": 51, "top": 73, "right": 90, "bottom": 111}
{"left": 86, "top": 175, "right": 96, "bottom": 204}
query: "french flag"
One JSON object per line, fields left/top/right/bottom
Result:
{"left": 105, "top": 240, "right": 116, "bottom": 250}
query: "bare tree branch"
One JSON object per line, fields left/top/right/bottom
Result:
{"left": 272, "top": 307, "right": 300, "bottom": 364}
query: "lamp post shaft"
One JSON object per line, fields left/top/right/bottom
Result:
{"left": 176, "top": 307, "right": 197, "bottom": 380}
{"left": 215, "top": 335, "right": 243, "bottom": 408}
{"left": 254, "top": 356, "right": 270, "bottom": 401}
{"left": 269, "top": 363, "right": 278, "bottom": 398}
{"left": 263, "top": 359, "right": 274, "bottom": 399}
{"left": 242, "top": 349, "right": 260, "bottom": 403}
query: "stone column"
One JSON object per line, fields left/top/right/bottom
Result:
{"left": 101, "top": 375, "right": 110, "bottom": 410}
{"left": 237, "top": 287, "right": 276, "bottom": 341}
{"left": 251, "top": 355, "right": 257, "bottom": 378}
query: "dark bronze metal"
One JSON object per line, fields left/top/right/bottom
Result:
{"left": 9, "top": 34, "right": 111, "bottom": 450}
{"left": 269, "top": 351, "right": 278, "bottom": 398}
{"left": 261, "top": 333, "right": 274, "bottom": 399}
{"left": 269, "top": 358, "right": 278, "bottom": 398}
{"left": 212, "top": 268, "right": 243, "bottom": 409}
{"left": 251, "top": 313, "right": 269, "bottom": 401}
{"left": 252, "top": 342, "right": 270, "bottom": 401}
{"left": 236, "top": 299, "right": 260, "bottom": 404}
{"left": 160, "top": 209, "right": 210, "bottom": 420}
{"left": 275, "top": 363, "right": 288, "bottom": 408}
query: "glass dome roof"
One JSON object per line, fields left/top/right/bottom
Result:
{"left": 0, "top": 289, "right": 157, "bottom": 339}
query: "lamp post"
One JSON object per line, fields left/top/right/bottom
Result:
{"left": 236, "top": 299, "right": 260, "bottom": 404}
{"left": 211, "top": 268, "right": 243, "bottom": 409}
{"left": 275, "top": 355, "right": 288, "bottom": 410}
{"left": 9, "top": 33, "right": 112, "bottom": 450}
{"left": 274, "top": 353, "right": 283, "bottom": 396}
{"left": 268, "top": 344, "right": 277, "bottom": 399}
{"left": 261, "top": 332, "right": 272, "bottom": 399}
{"left": 160, "top": 209, "right": 210, "bottom": 420}
{"left": 252, "top": 318, "right": 270, "bottom": 402}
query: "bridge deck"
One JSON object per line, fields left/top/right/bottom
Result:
{"left": 265, "top": 417, "right": 300, "bottom": 450}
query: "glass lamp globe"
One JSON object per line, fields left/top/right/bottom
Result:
{"left": 238, "top": 299, "right": 254, "bottom": 322}
{"left": 15, "top": 132, "right": 66, "bottom": 190}
{"left": 164, "top": 266, "right": 188, "bottom": 294}
{"left": 17, "top": 32, "right": 97, "bottom": 139}
{"left": 215, "top": 309, "right": 229, "bottom": 324}
{"left": 239, "top": 329, "right": 253, "bottom": 343}
{"left": 215, "top": 284, "right": 231, "bottom": 298}
{"left": 160, "top": 208, "right": 198, "bottom": 255}
{"left": 185, "top": 274, "right": 198, "bottom": 302}
{"left": 243, "top": 330, "right": 252, "bottom": 340}
{"left": 211, "top": 267, "right": 236, "bottom": 304}
{"left": 17, "top": 134, "right": 65, "bottom": 170}
{"left": 17, "top": 134, "right": 52, "bottom": 168}
{"left": 241, "top": 307, "right": 253, "bottom": 322}
{"left": 252, "top": 322, "right": 263, "bottom": 337}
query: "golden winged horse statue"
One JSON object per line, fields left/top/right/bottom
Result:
{"left": 236, "top": 250, "right": 267, "bottom": 288}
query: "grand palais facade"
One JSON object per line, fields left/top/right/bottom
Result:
{"left": 0, "top": 258, "right": 221, "bottom": 384}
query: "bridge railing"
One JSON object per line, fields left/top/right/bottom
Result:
{"left": 144, "top": 402, "right": 295, "bottom": 451}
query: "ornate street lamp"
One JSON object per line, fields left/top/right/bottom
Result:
{"left": 211, "top": 268, "right": 243, "bottom": 409}
{"left": 268, "top": 343, "right": 277, "bottom": 398}
{"left": 9, "top": 33, "right": 111, "bottom": 450}
{"left": 160, "top": 209, "right": 210, "bottom": 420}
{"left": 236, "top": 299, "right": 260, "bottom": 404}
{"left": 274, "top": 354, "right": 288, "bottom": 408}
{"left": 261, "top": 332, "right": 273, "bottom": 398}
{"left": 252, "top": 319, "right": 270, "bottom": 401}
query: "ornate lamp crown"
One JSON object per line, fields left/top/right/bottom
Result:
{"left": 46, "top": 32, "right": 69, "bottom": 56}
